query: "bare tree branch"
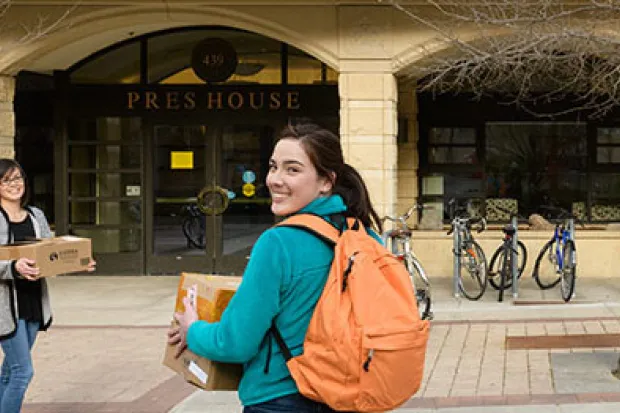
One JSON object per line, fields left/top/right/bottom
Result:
{"left": 386, "top": 0, "right": 620, "bottom": 118}
{"left": 0, "top": 1, "right": 77, "bottom": 54}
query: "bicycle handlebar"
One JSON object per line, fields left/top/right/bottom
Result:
{"left": 447, "top": 216, "right": 486, "bottom": 235}
{"left": 381, "top": 204, "right": 433, "bottom": 225}
{"left": 539, "top": 205, "right": 585, "bottom": 227}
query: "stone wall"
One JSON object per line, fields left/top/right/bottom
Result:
{"left": 0, "top": 76, "right": 14, "bottom": 159}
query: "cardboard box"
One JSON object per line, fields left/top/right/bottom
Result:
{"left": 163, "top": 272, "right": 243, "bottom": 390}
{"left": 0, "top": 236, "right": 92, "bottom": 278}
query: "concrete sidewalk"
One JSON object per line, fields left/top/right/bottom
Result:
{"left": 17, "top": 274, "right": 620, "bottom": 412}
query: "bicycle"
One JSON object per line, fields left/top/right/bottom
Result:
{"left": 381, "top": 204, "right": 433, "bottom": 320}
{"left": 447, "top": 199, "right": 488, "bottom": 300}
{"left": 532, "top": 205, "right": 579, "bottom": 302}
{"left": 488, "top": 206, "right": 528, "bottom": 302}
{"left": 181, "top": 204, "right": 206, "bottom": 249}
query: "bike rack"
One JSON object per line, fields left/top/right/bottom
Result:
{"left": 568, "top": 218, "right": 576, "bottom": 300}
{"left": 568, "top": 218, "right": 575, "bottom": 241}
{"left": 452, "top": 227, "right": 461, "bottom": 298}
{"left": 511, "top": 215, "right": 519, "bottom": 299}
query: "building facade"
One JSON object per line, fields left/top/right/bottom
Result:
{"left": 1, "top": 1, "right": 619, "bottom": 277}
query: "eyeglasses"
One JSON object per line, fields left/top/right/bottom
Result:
{"left": 0, "top": 176, "right": 24, "bottom": 187}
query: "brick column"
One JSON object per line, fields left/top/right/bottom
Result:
{"left": 0, "top": 76, "right": 15, "bottom": 159}
{"left": 339, "top": 71, "right": 398, "bottom": 218}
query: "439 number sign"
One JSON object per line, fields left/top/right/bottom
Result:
{"left": 191, "top": 38, "right": 238, "bottom": 83}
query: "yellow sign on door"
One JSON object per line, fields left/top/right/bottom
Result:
{"left": 171, "top": 151, "right": 194, "bottom": 169}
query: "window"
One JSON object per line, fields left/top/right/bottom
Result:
{"left": 428, "top": 128, "right": 478, "bottom": 165}
{"left": 70, "top": 28, "right": 335, "bottom": 87}
{"left": 70, "top": 42, "right": 141, "bottom": 84}
{"left": 485, "top": 123, "right": 587, "bottom": 219}
{"left": 597, "top": 128, "right": 620, "bottom": 164}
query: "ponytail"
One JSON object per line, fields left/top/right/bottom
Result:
{"left": 335, "top": 163, "right": 382, "bottom": 233}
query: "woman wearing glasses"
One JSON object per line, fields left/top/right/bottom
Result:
{"left": 0, "top": 159, "right": 93, "bottom": 412}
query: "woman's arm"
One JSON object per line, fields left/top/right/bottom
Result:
{"left": 0, "top": 260, "right": 13, "bottom": 280}
{"left": 32, "top": 207, "right": 52, "bottom": 239}
{"left": 185, "top": 228, "right": 290, "bottom": 364}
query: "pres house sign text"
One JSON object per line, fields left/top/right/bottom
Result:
{"left": 126, "top": 90, "right": 301, "bottom": 111}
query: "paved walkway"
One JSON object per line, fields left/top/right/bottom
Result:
{"left": 16, "top": 274, "right": 620, "bottom": 412}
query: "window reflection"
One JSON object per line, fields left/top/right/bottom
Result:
{"left": 485, "top": 122, "right": 587, "bottom": 219}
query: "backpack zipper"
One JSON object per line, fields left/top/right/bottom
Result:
{"left": 342, "top": 252, "right": 358, "bottom": 292}
{"left": 363, "top": 349, "right": 374, "bottom": 372}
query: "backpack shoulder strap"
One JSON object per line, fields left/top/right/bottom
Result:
{"left": 276, "top": 214, "right": 340, "bottom": 245}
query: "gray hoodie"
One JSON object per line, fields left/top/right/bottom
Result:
{"left": 0, "top": 206, "right": 53, "bottom": 339}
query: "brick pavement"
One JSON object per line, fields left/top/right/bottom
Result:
{"left": 9, "top": 275, "right": 620, "bottom": 412}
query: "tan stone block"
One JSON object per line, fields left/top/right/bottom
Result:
{"left": 384, "top": 75, "right": 397, "bottom": 103}
{"left": 359, "top": 169, "right": 386, "bottom": 206}
{"left": 340, "top": 73, "right": 396, "bottom": 101}
{"left": 339, "top": 59, "right": 393, "bottom": 73}
{"left": 343, "top": 135, "right": 384, "bottom": 144}
{"left": 0, "top": 145, "right": 13, "bottom": 158}
{"left": 408, "top": 119, "right": 419, "bottom": 143}
{"left": 0, "top": 111, "right": 14, "bottom": 137}
{"left": 348, "top": 144, "right": 384, "bottom": 170}
{"left": 384, "top": 106, "right": 397, "bottom": 136}
{"left": 383, "top": 169, "right": 397, "bottom": 208}
{"left": 397, "top": 173, "right": 418, "bottom": 199}
{"left": 398, "top": 144, "right": 419, "bottom": 170}
{"left": 384, "top": 143, "right": 398, "bottom": 170}
{"left": 339, "top": 6, "right": 392, "bottom": 59}
{"left": 398, "top": 83, "right": 417, "bottom": 115}
{"left": 347, "top": 107, "right": 385, "bottom": 135}
{"left": 0, "top": 76, "right": 15, "bottom": 102}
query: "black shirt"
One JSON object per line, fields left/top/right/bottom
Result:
{"left": 10, "top": 215, "right": 43, "bottom": 323}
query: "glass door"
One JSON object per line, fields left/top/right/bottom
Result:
{"left": 148, "top": 124, "right": 217, "bottom": 274}
{"left": 214, "top": 124, "right": 277, "bottom": 274}
{"left": 146, "top": 122, "right": 277, "bottom": 275}
{"left": 66, "top": 117, "right": 144, "bottom": 274}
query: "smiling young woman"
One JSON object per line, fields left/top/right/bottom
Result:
{"left": 169, "top": 121, "right": 383, "bottom": 413}
{"left": 0, "top": 158, "right": 95, "bottom": 413}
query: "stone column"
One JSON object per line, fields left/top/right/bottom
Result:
{"left": 397, "top": 80, "right": 418, "bottom": 218}
{"left": 0, "top": 76, "right": 14, "bottom": 159}
{"left": 338, "top": 5, "right": 398, "bottom": 218}
{"left": 339, "top": 71, "right": 398, "bottom": 219}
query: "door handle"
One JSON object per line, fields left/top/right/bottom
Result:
{"left": 197, "top": 185, "right": 230, "bottom": 215}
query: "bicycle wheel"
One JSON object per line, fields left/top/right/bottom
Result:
{"left": 458, "top": 240, "right": 487, "bottom": 300}
{"left": 560, "top": 240, "right": 576, "bottom": 302}
{"left": 498, "top": 247, "right": 511, "bottom": 302}
{"left": 182, "top": 217, "right": 206, "bottom": 249}
{"left": 533, "top": 240, "right": 561, "bottom": 289}
{"left": 489, "top": 241, "right": 527, "bottom": 290}
{"left": 406, "top": 255, "right": 432, "bottom": 320}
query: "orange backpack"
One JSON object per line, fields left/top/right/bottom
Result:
{"left": 271, "top": 214, "right": 430, "bottom": 413}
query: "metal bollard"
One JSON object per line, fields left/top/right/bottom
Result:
{"left": 511, "top": 215, "right": 519, "bottom": 299}
{"left": 453, "top": 227, "right": 461, "bottom": 298}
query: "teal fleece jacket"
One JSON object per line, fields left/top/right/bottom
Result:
{"left": 186, "top": 195, "right": 380, "bottom": 406}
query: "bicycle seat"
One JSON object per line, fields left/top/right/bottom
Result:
{"left": 385, "top": 229, "right": 412, "bottom": 238}
{"left": 502, "top": 225, "right": 516, "bottom": 236}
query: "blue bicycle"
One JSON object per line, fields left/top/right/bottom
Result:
{"left": 532, "top": 206, "right": 578, "bottom": 302}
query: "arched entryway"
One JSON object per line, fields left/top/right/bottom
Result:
{"left": 15, "top": 26, "right": 339, "bottom": 275}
